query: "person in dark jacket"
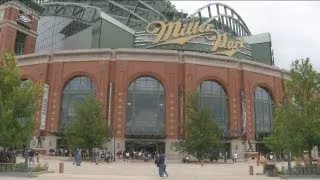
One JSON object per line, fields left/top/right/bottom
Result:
{"left": 157, "top": 153, "right": 165, "bottom": 177}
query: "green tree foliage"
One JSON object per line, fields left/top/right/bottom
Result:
{"left": 265, "top": 58, "right": 320, "bottom": 163}
{"left": 0, "top": 52, "right": 42, "bottom": 149}
{"left": 65, "top": 97, "right": 109, "bottom": 151}
{"left": 174, "top": 91, "right": 222, "bottom": 164}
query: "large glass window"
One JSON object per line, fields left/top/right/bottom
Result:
{"left": 126, "top": 76, "right": 166, "bottom": 137}
{"left": 14, "top": 31, "right": 26, "bottom": 55}
{"left": 254, "top": 87, "right": 273, "bottom": 141}
{"left": 199, "top": 80, "right": 228, "bottom": 131}
{"left": 60, "top": 76, "right": 96, "bottom": 132}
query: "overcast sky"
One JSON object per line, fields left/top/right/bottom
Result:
{"left": 171, "top": 1, "right": 320, "bottom": 71}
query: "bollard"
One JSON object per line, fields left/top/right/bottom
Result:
{"left": 59, "top": 163, "right": 64, "bottom": 173}
{"left": 249, "top": 165, "right": 254, "bottom": 175}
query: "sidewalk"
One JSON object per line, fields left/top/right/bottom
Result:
{"left": 6, "top": 156, "right": 278, "bottom": 180}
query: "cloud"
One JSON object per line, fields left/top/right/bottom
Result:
{"left": 171, "top": 1, "right": 320, "bottom": 70}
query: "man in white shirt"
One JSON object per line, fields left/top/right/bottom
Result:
{"left": 233, "top": 152, "right": 238, "bottom": 163}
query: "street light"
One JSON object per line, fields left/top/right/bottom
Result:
{"left": 113, "top": 126, "right": 117, "bottom": 162}
{"left": 284, "top": 102, "right": 291, "bottom": 174}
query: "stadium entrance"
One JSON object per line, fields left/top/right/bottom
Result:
{"left": 125, "top": 76, "right": 166, "bottom": 157}
{"left": 125, "top": 140, "right": 165, "bottom": 157}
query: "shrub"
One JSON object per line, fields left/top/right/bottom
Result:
{"left": 31, "top": 162, "right": 48, "bottom": 172}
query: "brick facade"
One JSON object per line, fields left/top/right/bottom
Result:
{"left": 0, "top": 1, "right": 39, "bottom": 61}
{"left": 16, "top": 49, "right": 288, "bottom": 157}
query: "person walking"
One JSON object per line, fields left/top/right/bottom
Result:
{"left": 157, "top": 153, "right": 165, "bottom": 177}
{"left": 28, "top": 149, "right": 35, "bottom": 165}
{"left": 94, "top": 149, "right": 100, "bottom": 165}
{"left": 163, "top": 155, "right": 168, "bottom": 177}
{"left": 75, "top": 149, "right": 82, "bottom": 166}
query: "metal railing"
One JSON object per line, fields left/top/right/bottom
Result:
{"left": 0, "top": 163, "right": 30, "bottom": 174}
{"left": 284, "top": 165, "right": 320, "bottom": 177}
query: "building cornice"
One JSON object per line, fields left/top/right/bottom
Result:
{"left": 16, "top": 48, "right": 290, "bottom": 80}
{"left": 0, "top": 20, "right": 37, "bottom": 37}
{"left": 0, "top": 1, "right": 40, "bottom": 19}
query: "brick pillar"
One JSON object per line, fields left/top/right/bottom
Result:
{"left": 24, "top": 36, "right": 36, "bottom": 54}
{"left": 0, "top": 26, "right": 17, "bottom": 55}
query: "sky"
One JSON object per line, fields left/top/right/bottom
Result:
{"left": 171, "top": 1, "right": 320, "bottom": 70}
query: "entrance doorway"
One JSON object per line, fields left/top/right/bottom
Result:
{"left": 125, "top": 140, "right": 165, "bottom": 158}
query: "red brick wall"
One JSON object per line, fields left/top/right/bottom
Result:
{"left": 19, "top": 59, "right": 284, "bottom": 141}
{"left": 0, "top": 3, "right": 38, "bottom": 61}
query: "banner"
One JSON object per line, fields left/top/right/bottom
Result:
{"left": 40, "top": 84, "right": 49, "bottom": 130}
{"left": 240, "top": 90, "right": 247, "bottom": 136}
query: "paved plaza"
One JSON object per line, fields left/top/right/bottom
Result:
{"left": 2, "top": 156, "right": 287, "bottom": 180}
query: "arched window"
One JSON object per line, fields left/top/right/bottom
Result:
{"left": 199, "top": 80, "right": 228, "bottom": 131}
{"left": 254, "top": 87, "right": 273, "bottom": 141}
{"left": 21, "top": 79, "right": 33, "bottom": 87}
{"left": 60, "top": 76, "right": 96, "bottom": 132}
{"left": 126, "top": 76, "right": 165, "bottom": 137}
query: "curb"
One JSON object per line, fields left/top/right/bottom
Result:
{"left": 33, "top": 170, "right": 55, "bottom": 176}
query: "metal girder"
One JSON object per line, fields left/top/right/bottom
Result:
{"left": 38, "top": 0, "right": 178, "bottom": 31}
{"left": 137, "top": 0, "right": 167, "bottom": 20}
{"left": 204, "top": 14, "right": 251, "bottom": 37}
{"left": 107, "top": 0, "right": 148, "bottom": 23}
{"left": 41, "top": 2, "right": 101, "bottom": 23}
{"left": 189, "top": 2, "right": 251, "bottom": 36}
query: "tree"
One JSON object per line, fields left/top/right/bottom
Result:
{"left": 65, "top": 97, "right": 109, "bottom": 153}
{"left": 0, "top": 52, "right": 42, "bottom": 151}
{"left": 265, "top": 58, "right": 320, "bottom": 164}
{"left": 174, "top": 91, "right": 222, "bottom": 165}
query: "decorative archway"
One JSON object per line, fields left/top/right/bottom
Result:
{"left": 59, "top": 76, "right": 96, "bottom": 132}
{"left": 199, "top": 80, "right": 229, "bottom": 131}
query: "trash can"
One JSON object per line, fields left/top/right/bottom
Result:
{"left": 266, "top": 164, "right": 275, "bottom": 177}
{"left": 59, "top": 163, "right": 64, "bottom": 173}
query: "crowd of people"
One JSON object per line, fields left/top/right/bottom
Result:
{"left": 115, "top": 150, "right": 157, "bottom": 162}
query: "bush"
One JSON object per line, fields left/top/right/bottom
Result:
{"left": 31, "top": 162, "right": 48, "bottom": 172}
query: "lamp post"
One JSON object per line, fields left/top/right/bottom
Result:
{"left": 113, "top": 126, "right": 117, "bottom": 162}
{"left": 284, "top": 103, "right": 291, "bottom": 174}
{"left": 223, "top": 130, "right": 228, "bottom": 163}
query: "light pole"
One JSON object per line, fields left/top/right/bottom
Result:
{"left": 223, "top": 130, "right": 228, "bottom": 163}
{"left": 284, "top": 103, "right": 291, "bottom": 174}
{"left": 113, "top": 126, "right": 117, "bottom": 162}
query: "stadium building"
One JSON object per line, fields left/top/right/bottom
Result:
{"left": 0, "top": 0, "right": 289, "bottom": 159}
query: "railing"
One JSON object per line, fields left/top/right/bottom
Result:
{"left": 0, "top": 163, "right": 30, "bottom": 175}
{"left": 284, "top": 165, "right": 320, "bottom": 177}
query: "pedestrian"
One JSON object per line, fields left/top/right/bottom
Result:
{"left": 75, "top": 149, "right": 82, "bottom": 166}
{"left": 28, "top": 149, "right": 35, "bottom": 164}
{"left": 157, "top": 153, "right": 165, "bottom": 177}
{"left": 94, "top": 150, "right": 99, "bottom": 165}
{"left": 72, "top": 149, "right": 77, "bottom": 165}
{"left": 163, "top": 155, "right": 168, "bottom": 177}
{"left": 233, "top": 152, "right": 238, "bottom": 163}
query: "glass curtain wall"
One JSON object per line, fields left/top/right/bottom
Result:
{"left": 60, "top": 76, "right": 96, "bottom": 132}
{"left": 254, "top": 87, "right": 273, "bottom": 141}
{"left": 126, "top": 76, "right": 166, "bottom": 138}
{"left": 199, "top": 80, "right": 229, "bottom": 132}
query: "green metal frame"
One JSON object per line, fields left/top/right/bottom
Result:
{"left": 189, "top": 2, "right": 251, "bottom": 37}
{"left": 38, "top": 0, "right": 180, "bottom": 31}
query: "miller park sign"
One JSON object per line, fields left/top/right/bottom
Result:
{"left": 134, "top": 20, "right": 252, "bottom": 59}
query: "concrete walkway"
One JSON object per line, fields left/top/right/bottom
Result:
{"left": 4, "top": 157, "right": 279, "bottom": 180}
